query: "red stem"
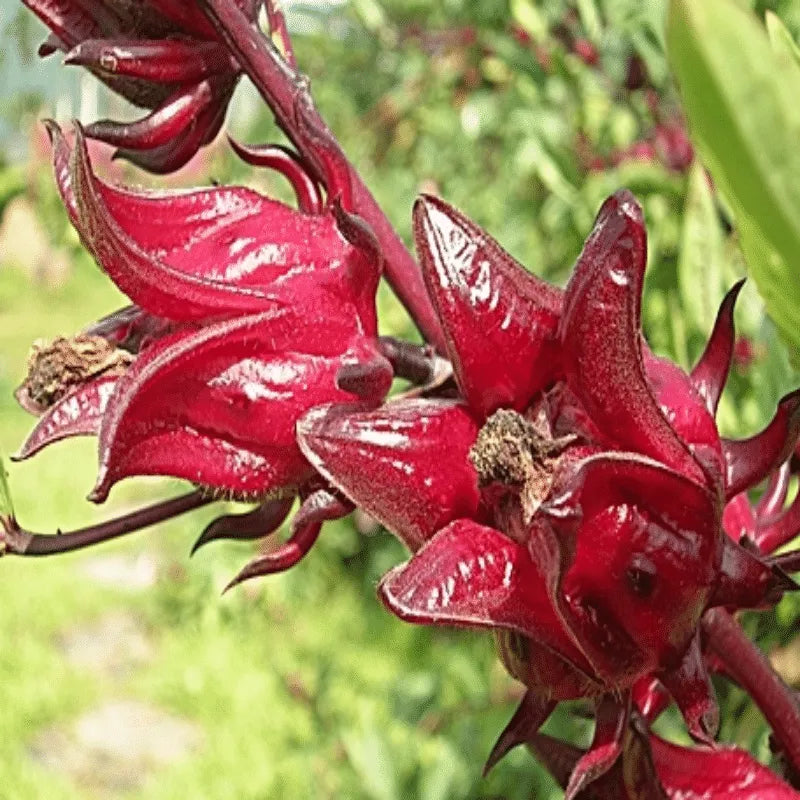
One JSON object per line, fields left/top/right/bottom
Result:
{"left": 197, "top": 0, "right": 446, "bottom": 352}
{"left": 702, "top": 608, "right": 800, "bottom": 772}
{"left": 1, "top": 490, "right": 212, "bottom": 556}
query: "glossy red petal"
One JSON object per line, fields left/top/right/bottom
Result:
{"left": 723, "top": 390, "right": 800, "bottom": 500}
{"left": 650, "top": 735, "right": 800, "bottom": 799}
{"left": 61, "top": 124, "right": 378, "bottom": 327}
{"left": 64, "top": 38, "right": 231, "bottom": 83}
{"left": 413, "top": 194, "right": 562, "bottom": 418}
{"left": 483, "top": 691, "right": 555, "bottom": 775}
{"left": 378, "top": 519, "right": 590, "bottom": 669}
{"left": 659, "top": 634, "right": 718, "bottom": 744}
{"left": 297, "top": 399, "right": 481, "bottom": 551}
{"left": 13, "top": 375, "right": 117, "bottom": 460}
{"left": 690, "top": 281, "right": 744, "bottom": 414}
{"left": 559, "top": 191, "right": 705, "bottom": 483}
{"left": 91, "top": 310, "right": 384, "bottom": 501}
{"left": 564, "top": 695, "right": 629, "bottom": 800}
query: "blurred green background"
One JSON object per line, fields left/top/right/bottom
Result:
{"left": 1, "top": 1, "right": 800, "bottom": 798}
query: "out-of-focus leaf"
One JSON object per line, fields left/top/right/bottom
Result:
{"left": 343, "top": 714, "right": 402, "bottom": 800}
{"left": 667, "top": 0, "right": 800, "bottom": 360}
{"left": 677, "top": 163, "right": 730, "bottom": 334}
{"left": 766, "top": 11, "right": 800, "bottom": 68}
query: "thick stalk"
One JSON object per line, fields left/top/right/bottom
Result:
{"left": 703, "top": 608, "right": 800, "bottom": 771}
{"left": 1, "top": 490, "right": 212, "bottom": 556}
{"left": 197, "top": 0, "right": 446, "bottom": 352}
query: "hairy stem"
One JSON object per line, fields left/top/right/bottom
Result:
{"left": 703, "top": 608, "right": 800, "bottom": 771}
{"left": 197, "top": 0, "right": 446, "bottom": 352}
{"left": 1, "top": 490, "right": 212, "bottom": 556}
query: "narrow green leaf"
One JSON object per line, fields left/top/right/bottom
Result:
{"left": 667, "top": 0, "right": 800, "bottom": 360}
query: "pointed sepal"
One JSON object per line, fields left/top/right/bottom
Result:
{"left": 690, "top": 281, "right": 745, "bottom": 414}
{"left": 191, "top": 497, "right": 293, "bottom": 555}
{"left": 297, "top": 399, "right": 481, "bottom": 551}
{"left": 413, "top": 194, "right": 562, "bottom": 418}
{"left": 659, "top": 634, "right": 719, "bottom": 745}
{"left": 559, "top": 190, "right": 705, "bottom": 483}
{"left": 483, "top": 691, "right": 555, "bottom": 775}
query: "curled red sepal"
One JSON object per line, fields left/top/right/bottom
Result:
{"left": 564, "top": 694, "right": 630, "bottom": 800}
{"left": 190, "top": 497, "right": 294, "bottom": 555}
{"left": 722, "top": 390, "right": 800, "bottom": 500}
{"left": 90, "top": 310, "right": 386, "bottom": 502}
{"left": 756, "top": 462, "right": 792, "bottom": 522}
{"left": 13, "top": 375, "right": 118, "bottom": 461}
{"left": 84, "top": 78, "right": 219, "bottom": 150}
{"left": 758, "top": 492, "right": 800, "bottom": 555}
{"left": 658, "top": 633, "right": 719, "bottom": 745}
{"left": 559, "top": 190, "right": 706, "bottom": 483}
{"left": 297, "top": 399, "right": 481, "bottom": 552}
{"left": 378, "top": 519, "right": 591, "bottom": 672}
{"left": 482, "top": 691, "right": 555, "bottom": 776}
{"left": 227, "top": 138, "right": 323, "bottom": 214}
{"left": 112, "top": 99, "right": 229, "bottom": 173}
{"left": 222, "top": 488, "right": 352, "bottom": 592}
{"left": 55, "top": 123, "right": 378, "bottom": 328}
{"left": 64, "top": 38, "right": 232, "bottom": 83}
{"left": 690, "top": 280, "right": 745, "bottom": 414}
{"left": 413, "top": 194, "right": 562, "bottom": 419}
{"left": 709, "top": 532, "right": 798, "bottom": 609}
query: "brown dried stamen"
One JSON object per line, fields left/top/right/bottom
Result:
{"left": 469, "top": 408, "right": 575, "bottom": 522}
{"left": 15, "top": 334, "right": 133, "bottom": 414}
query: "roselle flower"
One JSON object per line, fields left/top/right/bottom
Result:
{"left": 297, "top": 189, "right": 800, "bottom": 792}
{"left": 6, "top": 118, "right": 391, "bottom": 585}
{"left": 21, "top": 0, "right": 257, "bottom": 171}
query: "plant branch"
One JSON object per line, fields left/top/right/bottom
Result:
{"left": 1, "top": 490, "right": 212, "bottom": 556}
{"left": 702, "top": 608, "right": 800, "bottom": 772}
{"left": 197, "top": 0, "right": 446, "bottom": 352}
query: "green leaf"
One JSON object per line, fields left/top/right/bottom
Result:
{"left": 667, "top": 0, "right": 800, "bottom": 361}
{"left": 765, "top": 10, "right": 800, "bottom": 68}
{"left": 677, "top": 163, "right": 730, "bottom": 334}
